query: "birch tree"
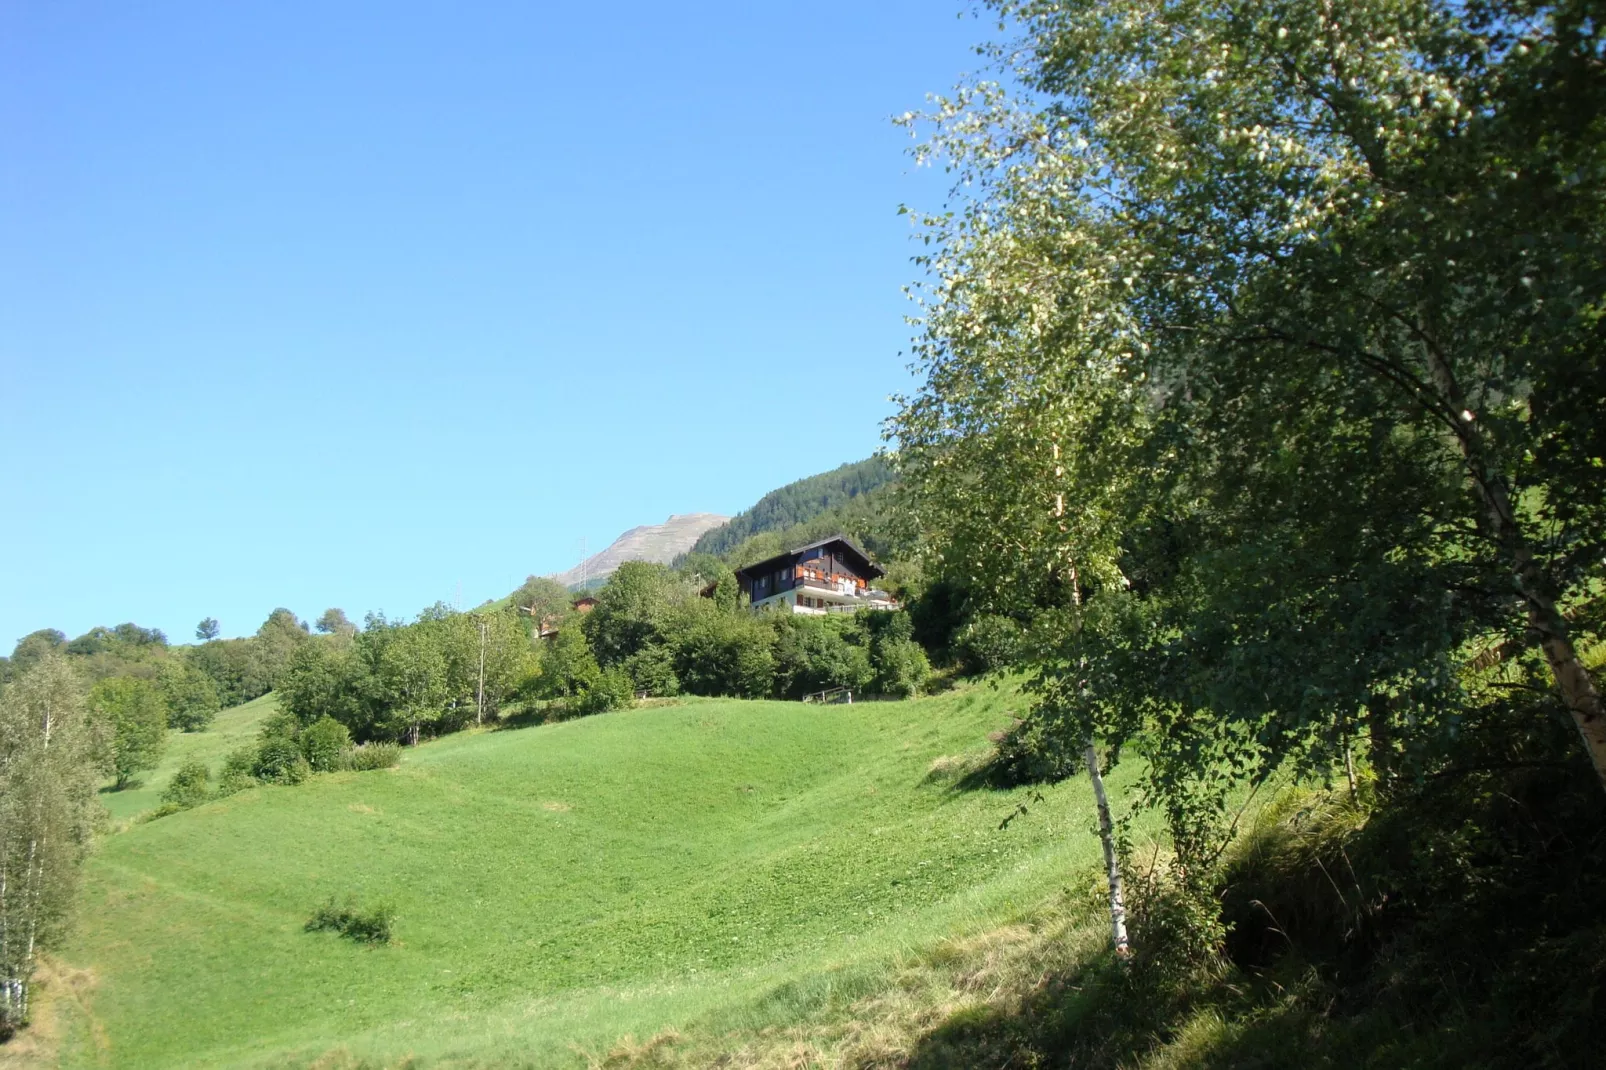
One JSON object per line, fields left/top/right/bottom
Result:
{"left": 0, "top": 654, "right": 105, "bottom": 1036}
{"left": 892, "top": 0, "right": 1606, "bottom": 951}
{"left": 890, "top": 85, "right": 1156, "bottom": 952}
{"left": 991, "top": 0, "right": 1603, "bottom": 781}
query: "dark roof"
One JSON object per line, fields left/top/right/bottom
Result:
{"left": 733, "top": 534, "right": 884, "bottom": 581}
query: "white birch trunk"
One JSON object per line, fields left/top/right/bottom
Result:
{"left": 1085, "top": 739, "right": 1130, "bottom": 958}
{"left": 0, "top": 861, "right": 13, "bottom": 1025}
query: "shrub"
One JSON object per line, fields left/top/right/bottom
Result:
{"left": 160, "top": 759, "right": 211, "bottom": 810}
{"left": 575, "top": 667, "right": 635, "bottom": 715}
{"left": 957, "top": 614, "right": 1025, "bottom": 675}
{"left": 300, "top": 716, "right": 352, "bottom": 772}
{"left": 253, "top": 736, "right": 310, "bottom": 785}
{"left": 771, "top": 616, "right": 873, "bottom": 698}
{"left": 339, "top": 742, "right": 401, "bottom": 771}
{"left": 305, "top": 896, "right": 395, "bottom": 944}
{"left": 623, "top": 643, "right": 679, "bottom": 697}
{"left": 872, "top": 637, "right": 931, "bottom": 697}
{"left": 214, "top": 745, "right": 259, "bottom": 796}
{"left": 672, "top": 606, "right": 776, "bottom": 698}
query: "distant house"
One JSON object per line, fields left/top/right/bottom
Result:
{"left": 733, "top": 535, "right": 899, "bottom": 616}
{"left": 535, "top": 595, "right": 599, "bottom": 642}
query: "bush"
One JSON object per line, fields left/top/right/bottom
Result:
{"left": 957, "top": 614, "right": 1025, "bottom": 675}
{"left": 538, "top": 622, "right": 602, "bottom": 699}
{"left": 339, "top": 742, "right": 401, "bottom": 771}
{"left": 305, "top": 896, "right": 395, "bottom": 944}
{"left": 253, "top": 735, "right": 310, "bottom": 785}
{"left": 575, "top": 667, "right": 635, "bottom": 715}
{"left": 771, "top": 616, "right": 874, "bottom": 698}
{"left": 872, "top": 637, "right": 931, "bottom": 697}
{"left": 672, "top": 606, "right": 776, "bottom": 698}
{"left": 623, "top": 643, "right": 679, "bottom": 697}
{"left": 300, "top": 716, "right": 352, "bottom": 772}
{"left": 214, "top": 745, "right": 259, "bottom": 796}
{"left": 160, "top": 759, "right": 211, "bottom": 810}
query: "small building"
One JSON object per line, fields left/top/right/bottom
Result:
{"left": 733, "top": 535, "right": 899, "bottom": 616}
{"left": 537, "top": 595, "right": 597, "bottom": 641}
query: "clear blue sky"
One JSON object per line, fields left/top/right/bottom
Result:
{"left": 1, "top": 1, "right": 990, "bottom": 646}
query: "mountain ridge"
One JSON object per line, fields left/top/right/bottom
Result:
{"left": 547, "top": 512, "right": 728, "bottom": 588}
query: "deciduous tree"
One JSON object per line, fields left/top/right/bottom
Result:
{"left": 314, "top": 608, "right": 355, "bottom": 637}
{"left": 158, "top": 657, "right": 221, "bottom": 732}
{"left": 892, "top": 0, "right": 1606, "bottom": 953}
{"left": 87, "top": 676, "right": 167, "bottom": 789}
{"left": 0, "top": 655, "right": 105, "bottom": 1034}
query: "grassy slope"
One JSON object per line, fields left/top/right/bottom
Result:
{"left": 52, "top": 685, "right": 1136, "bottom": 1069}
{"left": 96, "top": 693, "right": 280, "bottom": 824}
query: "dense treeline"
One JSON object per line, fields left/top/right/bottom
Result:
{"left": 277, "top": 604, "right": 537, "bottom": 745}
{"left": 684, "top": 456, "right": 895, "bottom": 561}
{"left": 4, "top": 608, "right": 319, "bottom": 711}
{"left": 891, "top": 0, "right": 1606, "bottom": 1062}
{"left": 5, "top": 613, "right": 289, "bottom": 792}
{"left": 557, "top": 558, "right": 931, "bottom": 704}
{"left": 1, "top": 607, "right": 402, "bottom": 794}
{"left": 257, "top": 557, "right": 933, "bottom": 757}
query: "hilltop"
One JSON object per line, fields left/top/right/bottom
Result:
{"left": 547, "top": 513, "right": 728, "bottom": 589}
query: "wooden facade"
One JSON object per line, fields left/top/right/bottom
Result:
{"left": 733, "top": 536, "right": 898, "bottom": 615}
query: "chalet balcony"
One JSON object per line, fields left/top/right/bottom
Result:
{"left": 790, "top": 577, "right": 899, "bottom": 614}
{"left": 797, "top": 575, "right": 873, "bottom": 598}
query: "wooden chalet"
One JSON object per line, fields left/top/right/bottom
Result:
{"left": 536, "top": 595, "right": 599, "bottom": 642}
{"left": 733, "top": 535, "right": 899, "bottom": 615}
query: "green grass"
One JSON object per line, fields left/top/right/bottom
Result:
{"left": 52, "top": 683, "right": 1141, "bottom": 1068}
{"left": 96, "top": 693, "right": 281, "bottom": 824}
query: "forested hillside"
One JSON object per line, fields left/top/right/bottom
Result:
{"left": 685, "top": 456, "right": 895, "bottom": 563}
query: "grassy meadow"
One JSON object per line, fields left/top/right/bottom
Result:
{"left": 37, "top": 684, "right": 1140, "bottom": 1069}
{"left": 96, "top": 693, "right": 281, "bottom": 825}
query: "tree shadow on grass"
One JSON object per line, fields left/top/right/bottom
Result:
{"left": 899, "top": 954, "right": 1362, "bottom": 1070}
{"left": 490, "top": 707, "right": 558, "bottom": 732}
{"left": 921, "top": 745, "right": 1074, "bottom": 795}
